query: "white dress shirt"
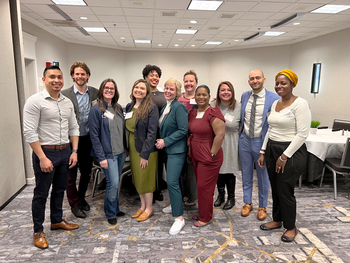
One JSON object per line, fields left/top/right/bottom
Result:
{"left": 244, "top": 88, "right": 266, "bottom": 138}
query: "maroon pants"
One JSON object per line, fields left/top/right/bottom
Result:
{"left": 191, "top": 140, "right": 223, "bottom": 223}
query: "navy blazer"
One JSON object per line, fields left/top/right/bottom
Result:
{"left": 159, "top": 99, "right": 188, "bottom": 155}
{"left": 240, "top": 89, "right": 279, "bottom": 140}
{"left": 61, "top": 85, "right": 99, "bottom": 123}
{"left": 125, "top": 103, "right": 159, "bottom": 160}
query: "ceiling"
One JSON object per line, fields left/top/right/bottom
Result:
{"left": 20, "top": 0, "right": 350, "bottom": 51}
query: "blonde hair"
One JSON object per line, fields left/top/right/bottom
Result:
{"left": 164, "top": 78, "right": 182, "bottom": 99}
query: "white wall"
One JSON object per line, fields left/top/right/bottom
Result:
{"left": 0, "top": 0, "right": 26, "bottom": 207}
{"left": 22, "top": 19, "right": 350, "bottom": 127}
{"left": 290, "top": 28, "right": 350, "bottom": 127}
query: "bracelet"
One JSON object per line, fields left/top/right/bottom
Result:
{"left": 259, "top": 150, "right": 265, "bottom": 154}
{"left": 279, "top": 156, "right": 287, "bottom": 162}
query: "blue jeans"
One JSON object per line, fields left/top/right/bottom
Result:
{"left": 101, "top": 152, "right": 126, "bottom": 219}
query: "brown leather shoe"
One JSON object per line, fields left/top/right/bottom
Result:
{"left": 51, "top": 220, "right": 79, "bottom": 230}
{"left": 241, "top": 204, "right": 253, "bottom": 217}
{"left": 33, "top": 232, "right": 48, "bottom": 249}
{"left": 131, "top": 208, "right": 144, "bottom": 218}
{"left": 257, "top": 207, "right": 267, "bottom": 221}
{"left": 137, "top": 210, "right": 154, "bottom": 222}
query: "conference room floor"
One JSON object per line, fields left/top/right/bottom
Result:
{"left": 1, "top": 171, "right": 350, "bottom": 263}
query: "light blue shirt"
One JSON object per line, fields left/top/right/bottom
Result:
{"left": 74, "top": 85, "right": 90, "bottom": 136}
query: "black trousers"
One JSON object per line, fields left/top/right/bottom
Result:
{"left": 32, "top": 146, "right": 71, "bottom": 233}
{"left": 265, "top": 140, "right": 307, "bottom": 230}
{"left": 66, "top": 134, "right": 93, "bottom": 208}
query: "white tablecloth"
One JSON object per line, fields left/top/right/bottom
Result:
{"left": 305, "top": 129, "right": 347, "bottom": 161}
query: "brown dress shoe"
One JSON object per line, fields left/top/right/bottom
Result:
{"left": 131, "top": 208, "right": 144, "bottom": 218}
{"left": 51, "top": 220, "right": 79, "bottom": 230}
{"left": 33, "top": 232, "right": 48, "bottom": 249}
{"left": 257, "top": 207, "right": 267, "bottom": 220}
{"left": 241, "top": 204, "right": 253, "bottom": 217}
{"left": 137, "top": 210, "right": 154, "bottom": 222}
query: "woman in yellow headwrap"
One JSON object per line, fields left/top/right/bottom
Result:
{"left": 257, "top": 69, "right": 311, "bottom": 242}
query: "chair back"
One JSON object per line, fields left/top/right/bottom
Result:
{"left": 340, "top": 137, "right": 350, "bottom": 168}
{"left": 332, "top": 119, "right": 350, "bottom": 131}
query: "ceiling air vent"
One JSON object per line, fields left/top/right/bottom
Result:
{"left": 47, "top": 20, "right": 79, "bottom": 27}
{"left": 220, "top": 13, "right": 235, "bottom": 19}
{"left": 207, "top": 26, "right": 220, "bottom": 30}
{"left": 162, "top": 11, "right": 177, "bottom": 17}
{"left": 130, "top": 0, "right": 145, "bottom": 6}
{"left": 194, "top": 39, "right": 206, "bottom": 42}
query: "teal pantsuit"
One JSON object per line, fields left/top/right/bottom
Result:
{"left": 159, "top": 99, "right": 188, "bottom": 217}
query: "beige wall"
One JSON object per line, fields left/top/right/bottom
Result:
{"left": 22, "top": 19, "right": 350, "bottom": 128}
{"left": 0, "top": 0, "right": 25, "bottom": 208}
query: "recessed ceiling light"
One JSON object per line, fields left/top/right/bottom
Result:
{"left": 311, "top": 4, "right": 350, "bottom": 14}
{"left": 205, "top": 41, "right": 223, "bottom": 45}
{"left": 190, "top": 20, "right": 197, "bottom": 24}
{"left": 176, "top": 29, "right": 197, "bottom": 34}
{"left": 83, "top": 27, "right": 107, "bottom": 33}
{"left": 52, "top": 0, "right": 87, "bottom": 6}
{"left": 158, "top": 44, "right": 162, "bottom": 47}
{"left": 234, "top": 39, "right": 239, "bottom": 42}
{"left": 188, "top": 0, "right": 223, "bottom": 11}
{"left": 191, "top": 45, "right": 196, "bottom": 47}
{"left": 134, "top": 40, "right": 151, "bottom": 44}
{"left": 178, "top": 39, "right": 183, "bottom": 41}
{"left": 293, "top": 22, "right": 300, "bottom": 25}
{"left": 174, "top": 44, "right": 179, "bottom": 47}
{"left": 264, "top": 31, "right": 285, "bottom": 36}
{"left": 80, "top": 16, "right": 87, "bottom": 20}
{"left": 120, "top": 37, "right": 125, "bottom": 40}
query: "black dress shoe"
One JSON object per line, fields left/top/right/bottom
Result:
{"left": 153, "top": 191, "right": 163, "bottom": 202}
{"left": 260, "top": 222, "right": 282, "bottom": 231}
{"left": 116, "top": 211, "right": 125, "bottom": 217}
{"left": 79, "top": 199, "right": 90, "bottom": 211}
{"left": 71, "top": 206, "right": 86, "bottom": 218}
{"left": 223, "top": 198, "right": 235, "bottom": 210}
{"left": 108, "top": 218, "right": 117, "bottom": 225}
{"left": 281, "top": 228, "right": 298, "bottom": 242}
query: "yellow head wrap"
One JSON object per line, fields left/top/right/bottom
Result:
{"left": 275, "top": 69, "right": 298, "bottom": 86}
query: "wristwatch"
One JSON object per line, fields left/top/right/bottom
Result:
{"left": 72, "top": 149, "right": 78, "bottom": 153}
{"left": 211, "top": 153, "right": 216, "bottom": 158}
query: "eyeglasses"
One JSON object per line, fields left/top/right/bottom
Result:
{"left": 104, "top": 87, "right": 115, "bottom": 91}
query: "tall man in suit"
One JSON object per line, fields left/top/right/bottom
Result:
{"left": 62, "top": 62, "right": 98, "bottom": 218}
{"left": 238, "top": 69, "right": 279, "bottom": 220}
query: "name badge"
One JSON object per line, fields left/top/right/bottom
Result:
{"left": 163, "top": 107, "right": 170, "bottom": 115}
{"left": 125, "top": 111, "right": 133, "bottom": 119}
{"left": 190, "top": 98, "right": 197, "bottom": 105}
{"left": 103, "top": 111, "right": 114, "bottom": 120}
{"left": 196, "top": 111, "right": 204, "bottom": 119}
{"left": 279, "top": 107, "right": 292, "bottom": 117}
{"left": 224, "top": 113, "right": 234, "bottom": 123}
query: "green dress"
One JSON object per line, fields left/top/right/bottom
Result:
{"left": 125, "top": 108, "right": 158, "bottom": 195}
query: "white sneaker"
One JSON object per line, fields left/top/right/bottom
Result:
{"left": 169, "top": 218, "right": 185, "bottom": 235}
{"left": 162, "top": 204, "right": 172, "bottom": 214}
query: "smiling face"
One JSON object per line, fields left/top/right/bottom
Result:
{"left": 195, "top": 87, "right": 210, "bottom": 107}
{"left": 43, "top": 69, "right": 64, "bottom": 95}
{"left": 145, "top": 70, "right": 160, "bottom": 90}
{"left": 184, "top": 74, "right": 197, "bottom": 94}
{"left": 133, "top": 81, "right": 147, "bottom": 101}
{"left": 218, "top": 83, "right": 232, "bottom": 103}
{"left": 248, "top": 70, "right": 265, "bottom": 94}
{"left": 103, "top": 81, "right": 115, "bottom": 103}
{"left": 275, "top": 74, "right": 294, "bottom": 98}
{"left": 164, "top": 83, "right": 177, "bottom": 100}
{"left": 72, "top": 67, "right": 89, "bottom": 88}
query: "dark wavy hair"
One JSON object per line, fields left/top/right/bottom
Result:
{"left": 70, "top": 61, "right": 91, "bottom": 79}
{"left": 215, "top": 81, "right": 236, "bottom": 110}
{"left": 97, "top": 78, "right": 120, "bottom": 114}
{"left": 142, "top": 64, "right": 162, "bottom": 79}
{"left": 130, "top": 79, "right": 154, "bottom": 119}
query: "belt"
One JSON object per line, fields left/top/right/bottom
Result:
{"left": 42, "top": 143, "right": 70, "bottom": 150}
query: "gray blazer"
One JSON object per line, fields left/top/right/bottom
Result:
{"left": 61, "top": 85, "right": 99, "bottom": 123}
